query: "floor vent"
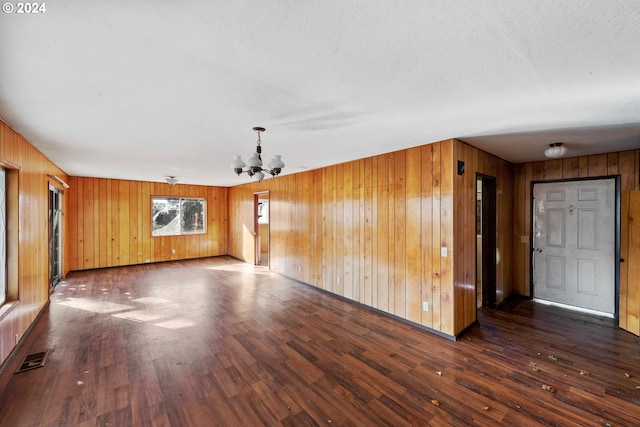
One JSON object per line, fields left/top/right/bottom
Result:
{"left": 15, "top": 351, "right": 48, "bottom": 374}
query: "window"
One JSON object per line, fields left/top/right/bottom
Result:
{"left": 0, "top": 163, "right": 17, "bottom": 311}
{"left": 257, "top": 199, "right": 269, "bottom": 224}
{"left": 152, "top": 196, "right": 206, "bottom": 236}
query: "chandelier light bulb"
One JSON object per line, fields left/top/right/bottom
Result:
{"left": 247, "top": 152, "right": 262, "bottom": 168}
{"left": 231, "top": 155, "right": 246, "bottom": 175}
{"left": 268, "top": 155, "right": 284, "bottom": 171}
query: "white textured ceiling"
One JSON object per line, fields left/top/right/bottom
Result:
{"left": 1, "top": 1, "right": 639, "bottom": 186}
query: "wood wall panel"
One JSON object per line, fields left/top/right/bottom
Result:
{"left": 620, "top": 191, "right": 640, "bottom": 335}
{"left": 620, "top": 192, "right": 630, "bottom": 331}
{"left": 421, "top": 145, "right": 435, "bottom": 329}
{"left": 619, "top": 150, "right": 637, "bottom": 192}
{"left": 376, "top": 155, "right": 389, "bottom": 313}
{"left": 343, "top": 161, "right": 354, "bottom": 300}
{"left": 405, "top": 147, "right": 422, "bottom": 324}
{"left": 513, "top": 150, "right": 640, "bottom": 336}
{"left": 363, "top": 157, "right": 374, "bottom": 307}
{"left": 336, "top": 163, "right": 345, "bottom": 297}
{"left": 66, "top": 177, "right": 228, "bottom": 271}
{"left": 562, "top": 157, "right": 580, "bottom": 179}
{"left": 432, "top": 144, "right": 444, "bottom": 331}
{"left": 393, "top": 150, "right": 407, "bottom": 317}
{"left": 228, "top": 139, "right": 509, "bottom": 337}
{"left": 439, "top": 142, "right": 454, "bottom": 334}
{"left": 0, "top": 121, "right": 69, "bottom": 369}
{"left": 452, "top": 140, "right": 514, "bottom": 334}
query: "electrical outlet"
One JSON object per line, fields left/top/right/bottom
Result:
{"left": 171, "top": 249, "right": 176, "bottom": 254}
{"left": 441, "top": 247, "right": 448, "bottom": 257}
{"left": 337, "top": 276, "right": 341, "bottom": 285}
{"left": 15, "top": 333, "right": 19, "bottom": 345}
{"left": 298, "top": 265, "right": 302, "bottom": 273}
{"left": 423, "top": 301, "right": 429, "bottom": 311}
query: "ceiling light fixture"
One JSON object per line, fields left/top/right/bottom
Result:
{"left": 231, "top": 127, "right": 284, "bottom": 183}
{"left": 544, "top": 142, "right": 567, "bottom": 159}
{"left": 165, "top": 176, "right": 178, "bottom": 186}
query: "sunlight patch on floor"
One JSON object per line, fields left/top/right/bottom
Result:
{"left": 533, "top": 298, "right": 615, "bottom": 319}
{"left": 205, "top": 263, "right": 273, "bottom": 275}
{"left": 57, "top": 298, "right": 134, "bottom": 314}
{"left": 112, "top": 310, "right": 167, "bottom": 322}
{"left": 153, "top": 318, "right": 197, "bottom": 329}
{"left": 131, "top": 297, "right": 171, "bottom": 305}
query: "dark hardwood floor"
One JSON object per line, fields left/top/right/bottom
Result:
{"left": 0, "top": 256, "right": 638, "bottom": 426}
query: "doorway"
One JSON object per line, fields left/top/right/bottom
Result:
{"left": 532, "top": 178, "right": 617, "bottom": 316}
{"left": 49, "top": 185, "right": 62, "bottom": 291}
{"left": 476, "top": 174, "right": 497, "bottom": 308}
{"left": 255, "top": 192, "right": 269, "bottom": 267}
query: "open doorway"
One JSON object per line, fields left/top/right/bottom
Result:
{"left": 49, "top": 185, "right": 62, "bottom": 291}
{"left": 255, "top": 192, "right": 269, "bottom": 267}
{"left": 476, "top": 174, "right": 497, "bottom": 308}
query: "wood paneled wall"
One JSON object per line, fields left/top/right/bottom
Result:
{"left": 622, "top": 191, "right": 640, "bottom": 335}
{"left": 513, "top": 150, "right": 640, "bottom": 335}
{"left": 453, "top": 140, "right": 514, "bottom": 332}
{"left": 0, "top": 121, "right": 69, "bottom": 367}
{"left": 230, "top": 139, "right": 513, "bottom": 337}
{"left": 66, "top": 177, "right": 228, "bottom": 270}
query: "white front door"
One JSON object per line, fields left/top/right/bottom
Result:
{"left": 533, "top": 179, "right": 615, "bottom": 314}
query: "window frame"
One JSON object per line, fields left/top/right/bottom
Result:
{"left": 0, "top": 161, "right": 19, "bottom": 319}
{"left": 151, "top": 196, "right": 207, "bottom": 237}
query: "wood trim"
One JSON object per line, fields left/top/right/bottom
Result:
{"left": 5, "top": 168, "right": 18, "bottom": 301}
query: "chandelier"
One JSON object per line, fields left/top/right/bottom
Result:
{"left": 231, "top": 127, "right": 284, "bottom": 182}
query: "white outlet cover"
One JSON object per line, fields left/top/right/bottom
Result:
{"left": 441, "top": 247, "right": 448, "bottom": 257}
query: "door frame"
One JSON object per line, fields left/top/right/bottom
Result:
{"left": 529, "top": 175, "right": 621, "bottom": 318}
{"left": 476, "top": 173, "right": 497, "bottom": 308}
{"left": 254, "top": 191, "right": 270, "bottom": 267}
{"left": 48, "top": 184, "right": 63, "bottom": 291}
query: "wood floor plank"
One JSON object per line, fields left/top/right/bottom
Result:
{"left": 0, "top": 256, "right": 638, "bottom": 426}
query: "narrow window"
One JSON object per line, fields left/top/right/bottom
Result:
{"left": 0, "top": 168, "right": 6, "bottom": 304}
